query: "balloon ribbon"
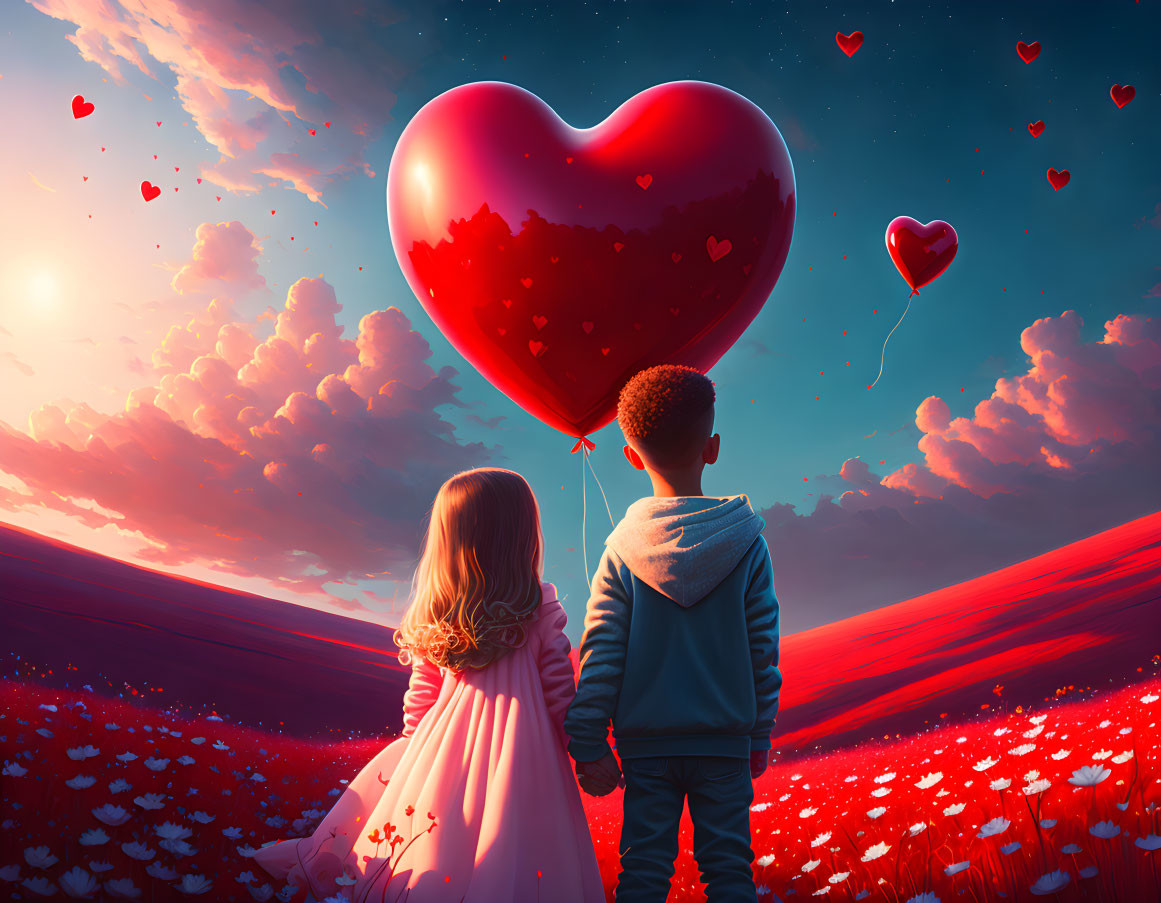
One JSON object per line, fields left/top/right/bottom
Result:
{"left": 868, "top": 287, "right": 918, "bottom": 390}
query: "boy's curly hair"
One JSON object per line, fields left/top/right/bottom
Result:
{"left": 617, "top": 365, "right": 715, "bottom": 466}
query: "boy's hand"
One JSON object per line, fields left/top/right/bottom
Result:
{"left": 576, "top": 752, "right": 623, "bottom": 796}
{"left": 750, "top": 749, "right": 769, "bottom": 780}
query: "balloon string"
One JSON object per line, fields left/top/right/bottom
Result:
{"left": 868, "top": 289, "right": 917, "bottom": 390}
{"left": 580, "top": 444, "right": 590, "bottom": 586}
{"left": 585, "top": 446, "right": 616, "bottom": 528}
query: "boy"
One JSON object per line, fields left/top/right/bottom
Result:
{"left": 564, "top": 364, "right": 782, "bottom": 903}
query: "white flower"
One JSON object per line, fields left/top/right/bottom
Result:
{"left": 190, "top": 737, "right": 206, "bottom": 745}
{"left": 993, "top": 727, "right": 1010, "bottom": 737}
{"left": 791, "top": 773, "right": 803, "bottom": 781}
{"left": 1051, "top": 750, "right": 1071, "bottom": 760}
{"left": 870, "top": 787, "right": 891, "bottom": 798}
{"left": 236, "top": 845, "right": 258, "bottom": 858}
{"left": 38, "top": 703, "right": 58, "bottom": 712}
{"left": 1061, "top": 843, "right": 1083, "bottom": 855}
{"left": 173, "top": 873, "right": 212, "bottom": 895}
{"left": 222, "top": 827, "right": 243, "bottom": 839}
{"left": 944, "top": 861, "right": 970, "bottom": 876}
{"left": 108, "top": 779, "right": 132, "bottom": 794}
{"left": 236, "top": 872, "right": 257, "bottom": 885}
{"left": 779, "top": 794, "right": 792, "bottom": 802}
{"left": 1024, "top": 769, "right": 1040, "bottom": 781}
{"left": 1069, "top": 766, "right": 1111, "bottom": 787}
{"left": 943, "top": 803, "right": 966, "bottom": 816}
{"left": 861, "top": 842, "right": 890, "bottom": 861}
{"left": 78, "top": 828, "right": 110, "bottom": 846}
{"left": 978, "top": 817, "right": 1010, "bottom": 838}
{"left": 867, "top": 807, "right": 887, "bottom": 819}
{"left": 908, "top": 822, "right": 928, "bottom": 836}
{"left": 1040, "top": 819, "right": 1057, "bottom": 829}
{"left": 66, "top": 775, "right": 97, "bottom": 790}
{"left": 956, "top": 736, "right": 968, "bottom": 743}
{"left": 873, "top": 772, "right": 895, "bottom": 784}
{"left": 990, "top": 778, "right": 1011, "bottom": 791}
{"left": 67, "top": 745, "right": 101, "bottom": 760}
{"left": 751, "top": 802, "right": 771, "bottom": 812}
{"left": 2, "top": 761, "right": 28, "bottom": 777}
{"left": 1119, "top": 727, "right": 1132, "bottom": 735}
{"left": 828, "top": 871, "right": 850, "bottom": 884}
{"left": 121, "top": 842, "right": 156, "bottom": 861}
{"left": 915, "top": 772, "right": 943, "bottom": 789}
{"left": 802, "top": 859, "right": 821, "bottom": 873}
{"left": 1089, "top": 821, "right": 1120, "bottom": 839}
{"left": 1023, "top": 725, "right": 1044, "bottom": 738}
{"left": 35, "top": 728, "right": 54, "bottom": 739}
{"left": 1140, "top": 694, "right": 1158, "bottom": 704}
{"left": 812, "top": 888, "right": 831, "bottom": 897}
{"left": 177, "top": 756, "right": 196, "bottom": 766}
{"left": 103, "top": 877, "right": 142, "bottom": 899}
{"left": 1099, "top": 720, "right": 1112, "bottom": 728}
{"left": 1135, "top": 835, "right": 1161, "bottom": 851}
{"left": 1023, "top": 779, "right": 1051, "bottom": 795}
{"left": 757, "top": 854, "right": 775, "bottom": 867}
{"left": 855, "top": 892, "right": 870, "bottom": 901}
{"left": 212, "top": 740, "right": 229, "bottom": 750}
{"left": 59, "top": 865, "right": 98, "bottom": 898}
{"left": 144, "top": 757, "right": 170, "bottom": 772}
{"left": 935, "top": 789, "right": 950, "bottom": 798}
{"left": 145, "top": 863, "right": 179, "bottom": 881}
{"left": 155, "top": 822, "right": 193, "bottom": 841}
{"left": 133, "top": 793, "right": 165, "bottom": 810}
{"left": 1092, "top": 750, "right": 1113, "bottom": 761}
{"left": 24, "top": 847, "right": 59, "bottom": 869}
{"left": 811, "top": 832, "right": 832, "bottom": 847}
{"left": 1029, "top": 715, "right": 1047, "bottom": 724}
{"left": 104, "top": 723, "right": 120, "bottom": 731}
{"left": 1112, "top": 751, "right": 1134, "bottom": 764}
{"left": 189, "top": 811, "right": 215, "bottom": 824}
{"left": 906, "top": 894, "right": 941, "bottom": 903}
{"left": 88, "top": 861, "right": 112, "bottom": 875}
{"left": 844, "top": 775, "right": 858, "bottom": 783}
{"left": 973, "top": 757, "right": 997, "bottom": 772}
{"left": 20, "top": 876, "right": 57, "bottom": 896}
{"left": 1030, "top": 870, "right": 1071, "bottom": 895}
{"left": 160, "top": 839, "right": 197, "bottom": 857}
{"left": 799, "top": 807, "right": 817, "bottom": 819}
{"left": 1000, "top": 841, "right": 1021, "bottom": 855}
{"left": 91, "top": 804, "right": 131, "bottom": 826}
{"left": 116, "top": 752, "right": 138, "bottom": 763}
{"left": 1008, "top": 744, "right": 1036, "bottom": 756}
{"left": 1079, "top": 866, "right": 1099, "bottom": 879}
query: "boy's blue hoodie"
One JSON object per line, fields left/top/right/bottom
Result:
{"left": 564, "top": 495, "right": 782, "bottom": 762}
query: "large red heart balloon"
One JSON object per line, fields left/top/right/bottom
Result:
{"left": 386, "top": 80, "right": 795, "bottom": 439}
{"left": 884, "top": 216, "right": 958, "bottom": 294}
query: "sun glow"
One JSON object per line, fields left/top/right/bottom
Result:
{"left": 27, "top": 269, "right": 59, "bottom": 306}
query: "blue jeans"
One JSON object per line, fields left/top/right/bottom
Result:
{"left": 616, "top": 755, "right": 759, "bottom": 903}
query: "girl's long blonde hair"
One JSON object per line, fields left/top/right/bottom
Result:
{"left": 394, "top": 468, "right": 544, "bottom": 671}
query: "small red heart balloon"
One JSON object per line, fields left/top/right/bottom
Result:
{"left": 1028, "top": 120, "right": 1045, "bottom": 138}
{"left": 1110, "top": 84, "right": 1135, "bottom": 108}
{"left": 1016, "top": 40, "right": 1041, "bottom": 64}
{"left": 140, "top": 180, "right": 161, "bottom": 202}
{"left": 387, "top": 81, "right": 796, "bottom": 438}
{"left": 884, "top": 216, "right": 958, "bottom": 294}
{"left": 836, "top": 31, "right": 864, "bottom": 57}
{"left": 1047, "top": 168, "right": 1070, "bottom": 191}
{"left": 71, "top": 94, "right": 94, "bottom": 119}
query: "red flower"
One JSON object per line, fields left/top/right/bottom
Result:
{"left": 405, "top": 805, "right": 415, "bottom": 817}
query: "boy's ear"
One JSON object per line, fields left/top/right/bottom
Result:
{"left": 623, "top": 443, "right": 646, "bottom": 471}
{"left": 702, "top": 433, "right": 721, "bottom": 465}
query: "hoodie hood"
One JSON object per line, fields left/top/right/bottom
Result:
{"left": 606, "top": 495, "right": 765, "bottom": 607}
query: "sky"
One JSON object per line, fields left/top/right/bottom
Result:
{"left": 0, "top": 0, "right": 1158, "bottom": 640}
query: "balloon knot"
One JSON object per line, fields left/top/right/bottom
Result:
{"left": 570, "top": 436, "right": 596, "bottom": 454}
{"left": 909, "top": 288, "right": 920, "bottom": 297}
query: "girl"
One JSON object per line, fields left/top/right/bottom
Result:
{"left": 253, "top": 467, "right": 606, "bottom": 902}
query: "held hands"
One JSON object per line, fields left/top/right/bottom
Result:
{"left": 575, "top": 752, "right": 624, "bottom": 796}
{"left": 750, "top": 749, "right": 769, "bottom": 780}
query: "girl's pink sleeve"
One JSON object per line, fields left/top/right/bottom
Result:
{"left": 536, "top": 600, "right": 577, "bottom": 733}
{"left": 401, "top": 653, "right": 443, "bottom": 738}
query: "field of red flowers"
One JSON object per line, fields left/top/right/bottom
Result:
{"left": 3, "top": 666, "right": 1159, "bottom": 902}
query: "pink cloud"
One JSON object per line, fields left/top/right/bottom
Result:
{"left": 171, "top": 221, "right": 265, "bottom": 295}
{"left": 761, "top": 310, "right": 1161, "bottom": 632}
{"left": 0, "top": 220, "right": 488, "bottom": 601}
{"left": 30, "top": 0, "right": 417, "bottom": 203}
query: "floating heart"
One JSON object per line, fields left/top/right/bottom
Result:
{"left": 1028, "top": 120, "right": 1045, "bottom": 138}
{"left": 836, "top": 31, "right": 864, "bottom": 57}
{"left": 71, "top": 94, "right": 95, "bottom": 119}
{"left": 884, "top": 216, "right": 958, "bottom": 293}
{"left": 1016, "top": 40, "right": 1041, "bottom": 64}
{"left": 1110, "top": 84, "right": 1135, "bottom": 108}
{"left": 387, "top": 80, "right": 796, "bottom": 437}
{"left": 140, "top": 180, "right": 161, "bottom": 202}
{"left": 1047, "top": 168, "right": 1070, "bottom": 191}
